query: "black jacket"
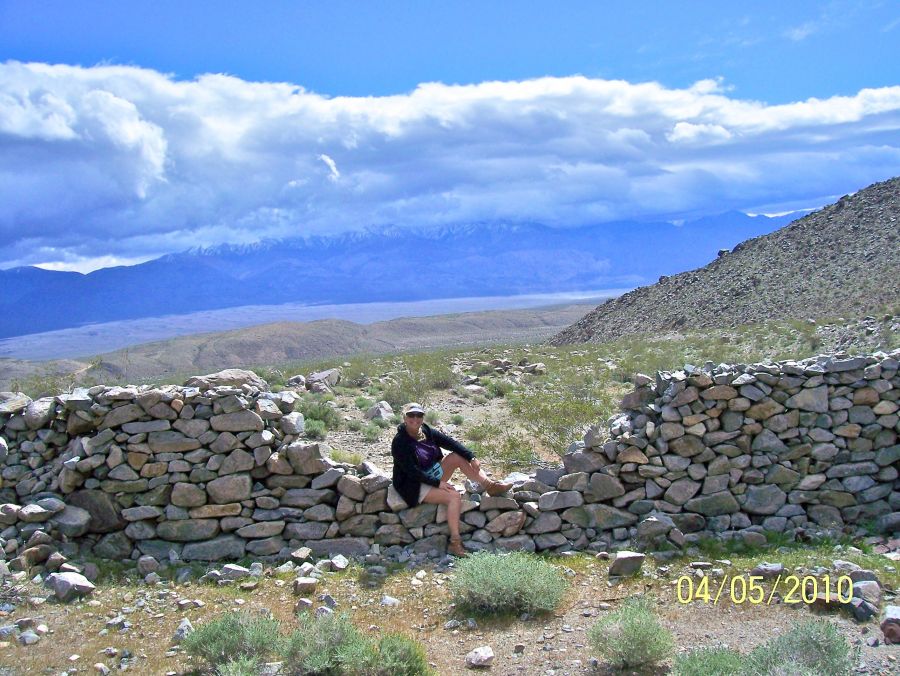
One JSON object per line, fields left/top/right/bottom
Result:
{"left": 391, "top": 423, "right": 475, "bottom": 508}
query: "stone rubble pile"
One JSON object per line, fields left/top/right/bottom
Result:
{"left": 0, "top": 351, "right": 897, "bottom": 571}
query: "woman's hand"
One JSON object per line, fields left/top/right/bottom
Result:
{"left": 439, "top": 481, "right": 456, "bottom": 493}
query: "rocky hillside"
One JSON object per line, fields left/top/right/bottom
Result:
{"left": 551, "top": 176, "right": 900, "bottom": 346}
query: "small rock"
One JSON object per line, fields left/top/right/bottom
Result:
{"left": 45, "top": 572, "right": 96, "bottom": 602}
{"left": 293, "top": 577, "right": 318, "bottom": 595}
{"left": 466, "top": 645, "right": 495, "bottom": 668}
{"left": 609, "top": 551, "right": 645, "bottom": 576}
{"left": 381, "top": 595, "right": 400, "bottom": 607}
{"left": 17, "top": 629, "right": 40, "bottom": 645}
{"left": 750, "top": 562, "right": 784, "bottom": 579}
{"left": 171, "top": 618, "right": 193, "bottom": 644}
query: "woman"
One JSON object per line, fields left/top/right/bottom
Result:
{"left": 391, "top": 402, "right": 513, "bottom": 557}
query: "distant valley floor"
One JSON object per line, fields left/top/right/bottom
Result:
{"left": 0, "top": 301, "right": 599, "bottom": 390}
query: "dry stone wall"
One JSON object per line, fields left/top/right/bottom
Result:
{"left": 0, "top": 352, "right": 898, "bottom": 570}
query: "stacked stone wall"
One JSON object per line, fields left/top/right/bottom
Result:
{"left": 0, "top": 352, "right": 897, "bottom": 567}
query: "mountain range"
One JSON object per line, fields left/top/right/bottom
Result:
{"left": 0, "top": 212, "right": 796, "bottom": 340}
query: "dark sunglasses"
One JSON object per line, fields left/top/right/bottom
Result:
{"left": 406, "top": 412, "right": 425, "bottom": 418}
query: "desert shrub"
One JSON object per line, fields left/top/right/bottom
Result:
{"left": 673, "top": 646, "right": 745, "bottom": 675}
{"left": 376, "top": 634, "right": 432, "bottom": 676}
{"left": 509, "top": 372, "right": 624, "bottom": 457}
{"left": 355, "top": 396, "right": 375, "bottom": 410}
{"left": 362, "top": 424, "right": 381, "bottom": 443}
{"left": 216, "top": 655, "right": 260, "bottom": 676}
{"left": 304, "top": 419, "right": 327, "bottom": 440}
{"left": 372, "top": 416, "right": 391, "bottom": 429}
{"left": 330, "top": 447, "right": 364, "bottom": 465}
{"left": 450, "top": 414, "right": 464, "bottom": 425}
{"left": 587, "top": 596, "right": 674, "bottom": 669}
{"left": 347, "top": 419, "right": 363, "bottom": 432}
{"left": 283, "top": 611, "right": 377, "bottom": 675}
{"left": 403, "top": 352, "right": 455, "bottom": 390}
{"left": 487, "top": 380, "right": 514, "bottom": 398}
{"left": 449, "top": 552, "right": 567, "bottom": 615}
{"left": 472, "top": 394, "right": 488, "bottom": 405}
{"left": 301, "top": 398, "right": 342, "bottom": 430}
{"left": 485, "top": 432, "right": 539, "bottom": 470}
{"left": 390, "top": 413, "right": 402, "bottom": 425}
{"left": 181, "top": 611, "right": 280, "bottom": 669}
{"left": 382, "top": 379, "right": 424, "bottom": 410}
{"left": 424, "top": 410, "right": 440, "bottom": 425}
{"left": 744, "top": 619, "right": 857, "bottom": 675}
{"left": 466, "top": 421, "right": 499, "bottom": 442}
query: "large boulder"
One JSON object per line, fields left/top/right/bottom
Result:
{"left": 67, "top": 490, "right": 126, "bottom": 533}
{"left": 182, "top": 535, "right": 246, "bottom": 561}
{"left": 207, "top": 475, "right": 252, "bottom": 504}
{"left": 50, "top": 505, "right": 92, "bottom": 537}
{"left": 184, "top": 369, "right": 268, "bottom": 391}
{"left": 307, "top": 368, "right": 341, "bottom": 389}
{"left": 0, "top": 392, "right": 31, "bottom": 414}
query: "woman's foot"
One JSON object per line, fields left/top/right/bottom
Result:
{"left": 448, "top": 537, "right": 467, "bottom": 557}
{"left": 483, "top": 478, "right": 513, "bottom": 496}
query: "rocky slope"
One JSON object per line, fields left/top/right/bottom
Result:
{"left": 551, "top": 176, "right": 900, "bottom": 345}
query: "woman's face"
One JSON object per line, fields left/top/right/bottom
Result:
{"left": 404, "top": 412, "right": 424, "bottom": 434}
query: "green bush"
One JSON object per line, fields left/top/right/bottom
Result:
{"left": 744, "top": 619, "right": 857, "bottom": 675}
{"left": 301, "top": 398, "right": 342, "bottom": 430}
{"left": 673, "top": 646, "right": 745, "bottom": 676}
{"left": 372, "top": 416, "right": 391, "bottom": 429}
{"left": 362, "top": 424, "right": 381, "bottom": 443}
{"left": 216, "top": 655, "right": 260, "bottom": 676}
{"left": 283, "top": 611, "right": 377, "bottom": 675}
{"left": 330, "top": 447, "right": 364, "bottom": 465}
{"left": 347, "top": 419, "right": 363, "bottom": 432}
{"left": 304, "top": 419, "right": 328, "bottom": 440}
{"left": 181, "top": 611, "right": 280, "bottom": 669}
{"left": 449, "top": 552, "right": 567, "bottom": 615}
{"left": 355, "top": 396, "right": 375, "bottom": 410}
{"left": 450, "top": 414, "right": 464, "bottom": 425}
{"left": 424, "top": 410, "right": 440, "bottom": 425}
{"left": 466, "top": 421, "right": 499, "bottom": 443}
{"left": 587, "top": 596, "right": 674, "bottom": 669}
{"left": 487, "top": 380, "right": 514, "bottom": 398}
{"left": 377, "top": 634, "right": 432, "bottom": 676}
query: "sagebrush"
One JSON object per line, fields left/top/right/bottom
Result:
{"left": 587, "top": 596, "right": 674, "bottom": 669}
{"left": 449, "top": 552, "right": 567, "bottom": 615}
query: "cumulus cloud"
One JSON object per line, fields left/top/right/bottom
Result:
{"left": 1, "top": 61, "right": 900, "bottom": 271}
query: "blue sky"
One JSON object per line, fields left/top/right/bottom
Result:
{"left": 1, "top": 1, "right": 899, "bottom": 272}
{"left": 3, "top": 1, "right": 898, "bottom": 102}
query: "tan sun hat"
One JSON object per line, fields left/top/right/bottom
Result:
{"left": 403, "top": 402, "right": 425, "bottom": 415}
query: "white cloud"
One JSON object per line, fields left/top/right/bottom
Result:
{"left": 318, "top": 153, "right": 340, "bottom": 181}
{"left": 1, "top": 61, "right": 899, "bottom": 271}
{"left": 785, "top": 21, "right": 819, "bottom": 41}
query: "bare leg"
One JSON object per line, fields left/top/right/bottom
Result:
{"left": 420, "top": 484, "right": 462, "bottom": 539}
{"left": 440, "top": 453, "right": 492, "bottom": 486}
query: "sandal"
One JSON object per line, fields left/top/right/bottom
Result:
{"left": 448, "top": 537, "right": 467, "bottom": 558}
{"left": 483, "top": 478, "right": 513, "bottom": 497}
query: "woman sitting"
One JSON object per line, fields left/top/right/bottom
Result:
{"left": 391, "top": 402, "right": 512, "bottom": 557}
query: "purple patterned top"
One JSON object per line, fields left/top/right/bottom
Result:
{"left": 414, "top": 437, "right": 443, "bottom": 469}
